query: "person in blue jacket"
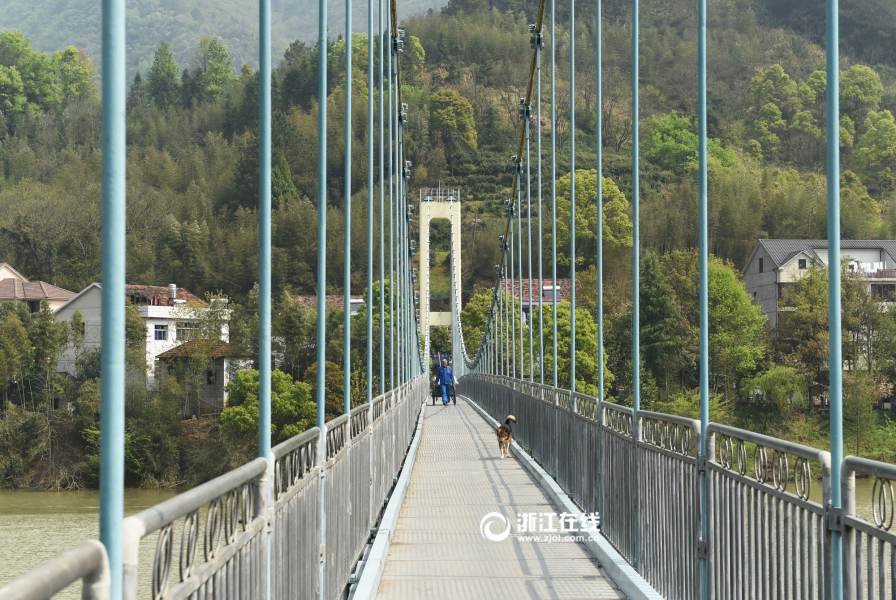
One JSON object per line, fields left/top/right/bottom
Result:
{"left": 435, "top": 359, "right": 455, "bottom": 405}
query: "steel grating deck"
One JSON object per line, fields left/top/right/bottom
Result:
{"left": 376, "top": 399, "right": 626, "bottom": 599}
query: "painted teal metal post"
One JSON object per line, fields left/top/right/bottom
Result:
{"left": 510, "top": 196, "right": 517, "bottom": 379}
{"left": 516, "top": 171, "right": 523, "bottom": 379}
{"left": 595, "top": 0, "right": 603, "bottom": 522}
{"left": 367, "top": 0, "right": 374, "bottom": 404}
{"left": 378, "top": 3, "right": 387, "bottom": 394}
{"left": 99, "top": 0, "right": 125, "bottom": 594}
{"left": 344, "top": 0, "right": 352, "bottom": 415}
{"left": 631, "top": 0, "right": 639, "bottom": 570}
{"left": 316, "top": 0, "right": 328, "bottom": 594}
{"left": 258, "top": 0, "right": 273, "bottom": 593}
{"left": 697, "top": 0, "right": 708, "bottom": 595}
{"left": 550, "top": 0, "right": 558, "bottom": 389}
{"left": 387, "top": 4, "right": 396, "bottom": 387}
{"left": 536, "top": 33, "right": 544, "bottom": 385}
{"left": 569, "top": 0, "right": 576, "bottom": 393}
{"left": 526, "top": 107, "right": 534, "bottom": 383}
{"left": 827, "top": 0, "right": 843, "bottom": 597}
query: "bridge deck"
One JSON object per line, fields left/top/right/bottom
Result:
{"left": 376, "top": 398, "right": 625, "bottom": 599}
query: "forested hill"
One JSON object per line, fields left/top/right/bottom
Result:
{"left": 2, "top": 0, "right": 896, "bottom": 305}
{"left": 0, "top": 0, "right": 445, "bottom": 77}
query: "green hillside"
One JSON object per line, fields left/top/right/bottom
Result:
{"left": 0, "top": 0, "right": 444, "bottom": 77}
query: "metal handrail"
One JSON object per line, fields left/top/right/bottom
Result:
{"left": 272, "top": 426, "right": 320, "bottom": 461}
{"left": 0, "top": 540, "right": 110, "bottom": 600}
{"left": 707, "top": 422, "right": 831, "bottom": 467}
{"left": 121, "top": 457, "right": 268, "bottom": 600}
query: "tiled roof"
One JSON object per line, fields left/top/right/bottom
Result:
{"left": 156, "top": 340, "right": 229, "bottom": 359}
{"left": 758, "top": 240, "right": 896, "bottom": 268}
{"left": 0, "top": 278, "right": 76, "bottom": 301}
{"left": 124, "top": 284, "right": 205, "bottom": 305}
{"left": 500, "top": 279, "right": 575, "bottom": 302}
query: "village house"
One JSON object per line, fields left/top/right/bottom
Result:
{"left": 0, "top": 263, "right": 76, "bottom": 312}
{"left": 53, "top": 282, "right": 224, "bottom": 392}
{"left": 743, "top": 240, "right": 896, "bottom": 328}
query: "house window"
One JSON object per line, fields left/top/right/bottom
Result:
{"left": 206, "top": 370, "right": 215, "bottom": 385}
{"left": 154, "top": 324, "right": 168, "bottom": 341}
{"left": 758, "top": 258, "right": 764, "bottom": 273}
{"left": 177, "top": 321, "right": 198, "bottom": 341}
{"left": 798, "top": 259, "right": 807, "bottom": 269}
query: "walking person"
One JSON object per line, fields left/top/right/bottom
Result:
{"left": 435, "top": 359, "right": 455, "bottom": 405}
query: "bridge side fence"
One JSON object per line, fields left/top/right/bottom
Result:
{"left": 461, "top": 373, "right": 892, "bottom": 600}
{"left": 2, "top": 377, "right": 426, "bottom": 600}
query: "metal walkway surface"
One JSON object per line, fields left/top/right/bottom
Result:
{"left": 376, "top": 399, "right": 626, "bottom": 599}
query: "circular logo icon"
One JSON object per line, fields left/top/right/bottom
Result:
{"left": 479, "top": 512, "right": 511, "bottom": 542}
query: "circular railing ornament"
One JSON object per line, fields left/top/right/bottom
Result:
{"left": 754, "top": 445, "right": 769, "bottom": 484}
{"left": 772, "top": 450, "right": 789, "bottom": 492}
{"left": 180, "top": 510, "right": 200, "bottom": 581}
{"left": 872, "top": 476, "right": 894, "bottom": 531}
{"left": 793, "top": 457, "right": 811, "bottom": 500}
{"left": 152, "top": 524, "right": 174, "bottom": 600}
{"left": 205, "top": 497, "right": 224, "bottom": 561}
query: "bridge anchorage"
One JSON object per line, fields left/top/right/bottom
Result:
{"left": 0, "top": 0, "right": 884, "bottom": 595}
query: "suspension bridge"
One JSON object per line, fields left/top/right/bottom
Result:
{"left": 1, "top": 0, "right": 893, "bottom": 596}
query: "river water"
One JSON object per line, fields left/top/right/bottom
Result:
{"left": 0, "top": 488, "right": 179, "bottom": 599}
{"left": 0, "top": 479, "right": 882, "bottom": 597}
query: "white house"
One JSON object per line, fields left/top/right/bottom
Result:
{"left": 743, "top": 240, "right": 896, "bottom": 328}
{"left": 54, "top": 282, "right": 221, "bottom": 390}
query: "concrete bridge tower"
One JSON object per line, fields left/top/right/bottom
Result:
{"left": 418, "top": 189, "right": 462, "bottom": 373}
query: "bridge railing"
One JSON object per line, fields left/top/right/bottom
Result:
{"left": 462, "top": 373, "right": 895, "bottom": 600}
{"left": 0, "top": 540, "right": 110, "bottom": 600}
{"left": 3, "top": 376, "right": 427, "bottom": 600}
{"left": 707, "top": 423, "right": 832, "bottom": 600}
{"left": 842, "top": 457, "right": 896, "bottom": 600}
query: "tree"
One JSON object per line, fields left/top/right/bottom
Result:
{"left": 531, "top": 301, "right": 612, "bottom": 398}
{"left": 0, "top": 31, "right": 57, "bottom": 110}
{"left": 840, "top": 65, "right": 882, "bottom": 135}
{"left": 642, "top": 111, "right": 736, "bottom": 175}
{"left": 554, "top": 170, "right": 633, "bottom": 268}
{"left": 0, "top": 64, "right": 26, "bottom": 113}
{"left": 639, "top": 253, "right": 686, "bottom": 398}
{"left": 429, "top": 326, "right": 451, "bottom": 354}
{"left": 194, "top": 37, "right": 234, "bottom": 100}
{"left": 145, "top": 40, "right": 180, "bottom": 109}
{"left": 221, "top": 369, "right": 315, "bottom": 441}
{"left": 459, "top": 291, "right": 494, "bottom": 356}
{"left": 430, "top": 88, "right": 477, "bottom": 150}
{"left": 661, "top": 250, "right": 766, "bottom": 395}
{"left": 52, "top": 46, "right": 97, "bottom": 105}
{"left": 853, "top": 110, "right": 896, "bottom": 194}
{"left": 774, "top": 264, "right": 830, "bottom": 386}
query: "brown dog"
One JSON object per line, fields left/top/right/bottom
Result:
{"left": 497, "top": 415, "right": 516, "bottom": 459}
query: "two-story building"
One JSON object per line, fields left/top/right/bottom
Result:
{"left": 54, "top": 282, "right": 212, "bottom": 389}
{"left": 743, "top": 240, "right": 896, "bottom": 328}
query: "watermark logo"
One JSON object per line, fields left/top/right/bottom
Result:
{"left": 479, "top": 511, "right": 601, "bottom": 543}
{"left": 479, "top": 512, "right": 512, "bottom": 541}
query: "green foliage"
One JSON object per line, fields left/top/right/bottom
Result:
{"left": 532, "top": 300, "right": 613, "bottom": 398}
{"left": 430, "top": 88, "right": 477, "bottom": 151}
{"left": 554, "top": 170, "right": 632, "bottom": 268}
{"left": 146, "top": 40, "right": 181, "bottom": 109}
{"left": 221, "top": 369, "right": 315, "bottom": 441}
{"left": 749, "top": 366, "right": 807, "bottom": 405}
{"left": 642, "top": 111, "right": 736, "bottom": 174}
{"left": 853, "top": 111, "right": 896, "bottom": 194}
